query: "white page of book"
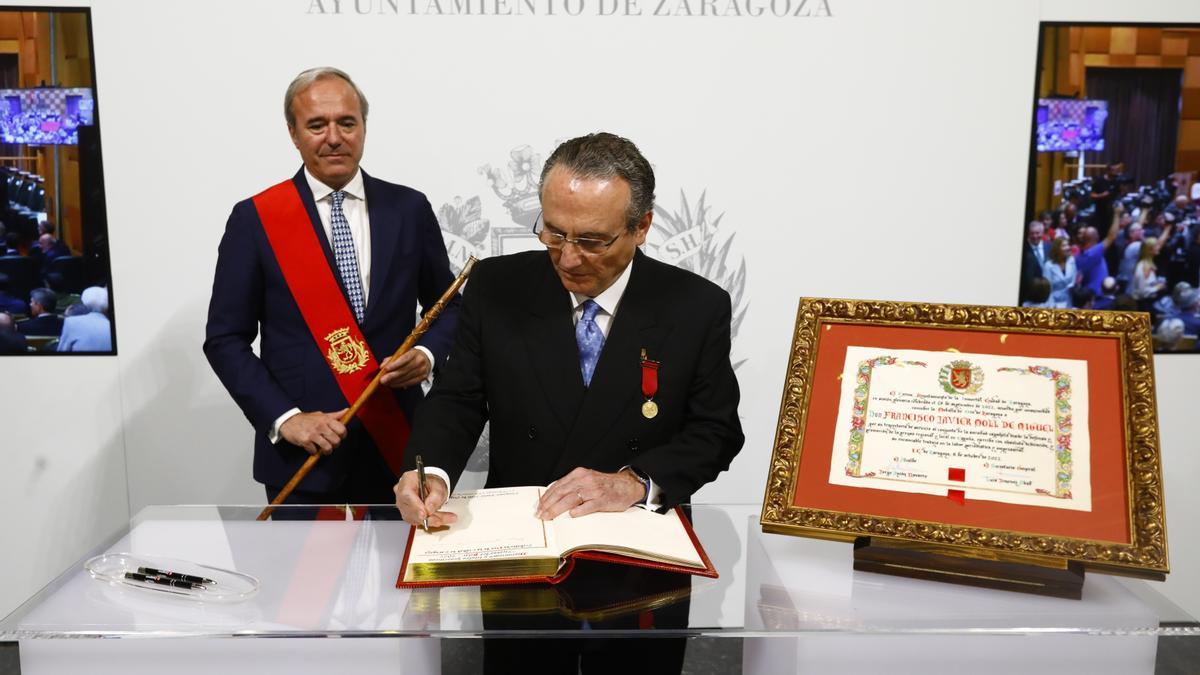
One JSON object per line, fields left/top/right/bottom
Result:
{"left": 407, "top": 487, "right": 559, "bottom": 564}
{"left": 551, "top": 507, "right": 704, "bottom": 567}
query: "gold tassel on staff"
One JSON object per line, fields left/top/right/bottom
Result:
{"left": 257, "top": 256, "right": 479, "bottom": 521}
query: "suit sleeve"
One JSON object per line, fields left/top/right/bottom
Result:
{"left": 203, "top": 202, "right": 295, "bottom": 434}
{"left": 403, "top": 258, "right": 491, "bottom": 487}
{"left": 631, "top": 290, "right": 744, "bottom": 504}
{"left": 412, "top": 195, "right": 460, "bottom": 369}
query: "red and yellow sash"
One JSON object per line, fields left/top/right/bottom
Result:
{"left": 253, "top": 179, "right": 409, "bottom": 478}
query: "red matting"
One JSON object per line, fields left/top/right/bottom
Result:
{"left": 793, "top": 322, "right": 1130, "bottom": 545}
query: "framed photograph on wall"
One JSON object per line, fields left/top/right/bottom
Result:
{"left": 1020, "top": 23, "right": 1200, "bottom": 355}
{"left": 761, "top": 298, "right": 1168, "bottom": 594}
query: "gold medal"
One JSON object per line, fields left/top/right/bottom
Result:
{"left": 642, "top": 400, "right": 659, "bottom": 419}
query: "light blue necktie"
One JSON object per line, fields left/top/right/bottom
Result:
{"left": 330, "top": 190, "right": 365, "bottom": 323}
{"left": 576, "top": 300, "right": 605, "bottom": 387}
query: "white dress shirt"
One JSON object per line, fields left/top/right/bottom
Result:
{"left": 269, "top": 168, "right": 432, "bottom": 444}
{"left": 425, "top": 255, "right": 662, "bottom": 509}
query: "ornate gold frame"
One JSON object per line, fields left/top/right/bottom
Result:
{"left": 760, "top": 298, "right": 1168, "bottom": 578}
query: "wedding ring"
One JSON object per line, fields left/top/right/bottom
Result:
{"left": 577, "top": 492, "right": 585, "bottom": 504}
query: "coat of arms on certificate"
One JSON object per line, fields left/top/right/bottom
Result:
{"left": 760, "top": 298, "right": 1168, "bottom": 598}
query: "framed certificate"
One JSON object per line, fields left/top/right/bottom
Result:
{"left": 760, "top": 298, "right": 1168, "bottom": 581}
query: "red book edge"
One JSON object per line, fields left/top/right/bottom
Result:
{"left": 395, "top": 506, "right": 717, "bottom": 588}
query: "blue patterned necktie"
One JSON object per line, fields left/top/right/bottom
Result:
{"left": 330, "top": 190, "right": 365, "bottom": 323}
{"left": 576, "top": 299, "right": 605, "bottom": 388}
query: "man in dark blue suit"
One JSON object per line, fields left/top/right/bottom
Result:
{"left": 204, "top": 67, "right": 459, "bottom": 505}
{"left": 1020, "top": 220, "right": 1051, "bottom": 305}
{"left": 0, "top": 312, "right": 27, "bottom": 354}
{"left": 18, "top": 288, "right": 63, "bottom": 336}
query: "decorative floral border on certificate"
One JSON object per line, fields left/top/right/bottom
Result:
{"left": 845, "top": 356, "right": 928, "bottom": 477}
{"left": 997, "top": 365, "right": 1073, "bottom": 499}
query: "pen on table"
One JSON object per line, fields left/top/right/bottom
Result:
{"left": 416, "top": 454, "right": 429, "bottom": 532}
{"left": 137, "top": 566, "right": 215, "bottom": 585}
{"left": 124, "top": 571, "right": 205, "bottom": 591}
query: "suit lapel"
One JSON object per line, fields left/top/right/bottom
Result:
{"left": 361, "top": 171, "right": 396, "bottom": 326}
{"left": 290, "top": 169, "right": 338, "bottom": 273}
{"left": 520, "top": 257, "right": 586, "bottom": 433}
{"left": 560, "top": 251, "right": 666, "bottom": 466}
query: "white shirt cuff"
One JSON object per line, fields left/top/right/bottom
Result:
{"left": 269, "top": 408, "right": 302, "bottom": 444}
{"left": 413, "top": 345, "right": 436, "bottom": 384}
{"left": 421, "top": 466, "right": 452, "bottom": 493}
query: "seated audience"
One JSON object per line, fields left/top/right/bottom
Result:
{"left": 57, "top": 286, "right": 111, "bottom": 352}
{"left": 1175, "top": 288, "right": 1200, "bottom": 337}
{"left": 1155, "top": 317, "right": 1191, "bottom": 352}
{"left": 0, "top": 311, "right": 27, "bottom": 353}
{"left": 0, "top": 273, "right": 27, "bottom": 315}
{"left": 18, "top": 287, "right": 62, "bottom": 336}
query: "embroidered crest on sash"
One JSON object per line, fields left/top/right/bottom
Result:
{"left": 325, "top": 327, "right": 369, "bottom": 374}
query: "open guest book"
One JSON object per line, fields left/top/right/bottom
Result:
{"left": 396, "top": 486, "right": 717, "bottom": 587}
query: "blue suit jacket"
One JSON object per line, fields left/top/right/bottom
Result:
{"left": 57, "top": 311, "right": 111, "bottom": 352}
{"left": 203, "top": 169, "right": 460, "bottom": 492}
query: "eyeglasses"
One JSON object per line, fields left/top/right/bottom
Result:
{"left": 533, "top": 212, "right": 623, "bottom": 256}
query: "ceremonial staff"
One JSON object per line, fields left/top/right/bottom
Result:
{"left": 257, "top": 256, "right": 478, "bottom": 521}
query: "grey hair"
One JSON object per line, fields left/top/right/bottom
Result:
{"left": 539, "top": 132, "right": 655, "bottom": 231}
{"left": 284, "top": 67, "right": 369, "bottom": 127}
{"left": 81, "top": 286, "right": 108, "bottom": 313}
{"left": 30, "top": 287, "right": 55, "bottom": 312}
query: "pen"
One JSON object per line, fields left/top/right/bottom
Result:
{"left": 416, "top": 454, "right": 429, "bottom": 532}
{"left": 137, "top": 566, "right": 215, "bottom": 585}
{"left": 124, "top": 571, "right": 205, "bottom": 591}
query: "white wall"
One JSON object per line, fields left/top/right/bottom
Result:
{"left": 3, "top": 0, "right": 1199, "bottom": 621}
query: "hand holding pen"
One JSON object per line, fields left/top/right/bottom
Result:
{"left": 394, "top": 456, "right": 456, "bottom": 529}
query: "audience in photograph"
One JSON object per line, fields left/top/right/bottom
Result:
{"left": 1020, "top": 220, "right": 1051, "bottom": 303}
{"left": 57, "top": 286, "right": 111, "bottom": 352}
{"left": 1042, "top": 237, "right": 1077, "bottom": 308}
{"left": 0, "top": 311, "right": 26, "bottom": 354}
{"left": 1130, "top": 236, "right": 1168, "bottom": 309}
{"left": 1074, "top": 207, "right": 1122, "bottom": 296}
{"left": 1022, "top": 276, "right": 1053, "bottom": 308}
{"left": 0, "top": 273, "right": 27, "bottom": 315}
{"left": 1116, "top": 221, "right": 1145, "bottom": 289}
{"left": 1174, "top": 288, "right": 1200, "bottom": 336}
{"left": 63, "top": 301, "right": 89, "bottom": 318}
{"left": 1093, "top": 276, "right": 1118, "bottom": 310}
{"left": 1089, "top": 162, "right": 1123, "bottom": 236}
{"left": 1026, "top": 179, "right": 1200, "bottom": 348}
{"left": 1069, "top": 286, "right": 1096, "bottom": 310}
{"left": 2, "top": 232, "right": 18, "bottom": 255}
{"left": 1155, "top": 317, "right": 1192, "bottom": 352}
{"left": 18, "top": 287, "right": 62, "bottom": 336}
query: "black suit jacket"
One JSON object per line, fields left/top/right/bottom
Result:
{"left": 18, "top": 313, "right": 62, "bottom": 336}
{"left": 1020, "top": 239, "right": 1050, "bottom": 300}
{"left": 204, "top": 169, "right": 460, "bottom": 492}
{"left": 407, "top": 249, "right": 743, "bottom": 506}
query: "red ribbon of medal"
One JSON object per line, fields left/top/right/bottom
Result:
{"left": 640, "top": 349, "right": 660, "bottom": 419}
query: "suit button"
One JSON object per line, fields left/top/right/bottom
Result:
{"left": 627, "top": 438, "right": 639, "bottom": 453}
{"left": 528, "top": 426, "right": 537, "bottom": 440}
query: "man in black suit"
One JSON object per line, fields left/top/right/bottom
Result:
{"left": 18, "top": 288, "right": 62, "bottom": 336}
{"left": 395, "top": 131, "right": 743, "bottom": 521}
{"left": 0, "top": 273, "right": 26, "bottom": 316}
{"left": 395, "top": 131, "right": 743, "bottom": 674}
{"left": 1020, "top": 219, "right": 1051, "bottom": 304}
{"left": 0, "top": 312, "right": 27, "bottom": 354}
